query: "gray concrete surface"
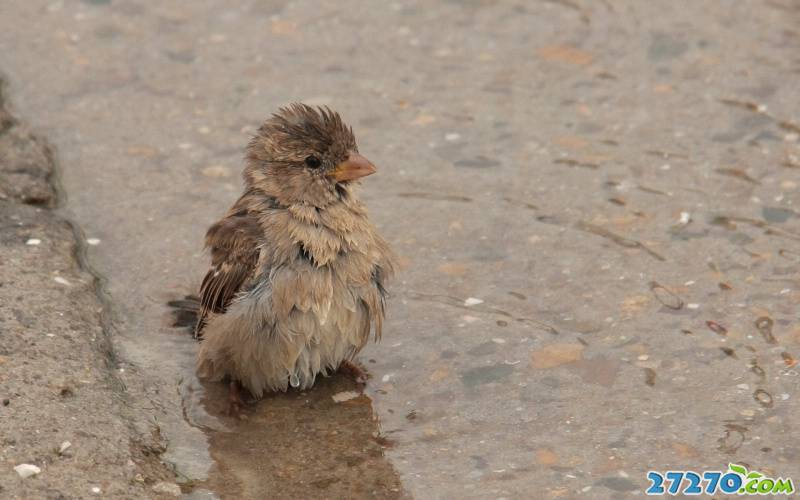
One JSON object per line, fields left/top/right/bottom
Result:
{"left": 1, "top": 1, "right": 800, "bottom": 498}
{"left": 0, "top": 85, "right": 178, "bottom": 498}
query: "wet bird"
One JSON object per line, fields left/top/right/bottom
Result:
{"left": 190, "top": 104, "right": 396, "bottom": 412}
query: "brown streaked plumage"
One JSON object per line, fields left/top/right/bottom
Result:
{"left": 194, "top": 104, "right": 396, "bottom": 403}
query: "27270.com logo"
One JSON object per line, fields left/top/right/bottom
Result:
{"left": 646, "top": 464, "right": 794, "bottom": 496}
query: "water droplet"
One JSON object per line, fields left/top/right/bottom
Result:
{"left": 289, "top": 373, "right": 300, "bottom": 388}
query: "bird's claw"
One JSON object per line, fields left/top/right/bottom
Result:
{"left": 338, "top": 360, "right": 369, "bottom": 386}
{"left": 226, "top": 381, "right": 245, "bottom": 418}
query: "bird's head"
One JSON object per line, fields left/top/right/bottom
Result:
{"left": 244, "top": 103, "right": 376, "bottom": 206}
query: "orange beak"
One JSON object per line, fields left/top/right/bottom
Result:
{"left": 329, "top": 152, "right": 377, "bottom": 182}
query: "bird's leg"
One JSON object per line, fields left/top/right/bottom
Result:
{"left": 226, "top": 380, "right": 245, "bottom": 417}
{"left": 338, "top": 360, "right": 369, "bottom": 385}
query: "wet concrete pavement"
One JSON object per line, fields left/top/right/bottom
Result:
{"left": 2, "top": 1, "right": 800, "bottom": 498}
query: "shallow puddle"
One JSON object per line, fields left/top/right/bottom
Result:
{"left": 192, "top": 376, "right": 404, "bottom": 499}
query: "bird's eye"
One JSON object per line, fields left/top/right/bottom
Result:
{"left": 304, "top": 155, "right": 321, "bottom": 169}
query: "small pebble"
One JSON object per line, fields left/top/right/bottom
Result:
{"left": 86, "top": 238, "right": 100, "bottom": 246}
{"left": 686, "top": 303, "right": 699, "bottom": 309}
{"left": 54, "top": 277, "right": 71, "bottom": 286}
{"left": 491, "top": 338, "right": 506, "bottom": 344}
{"left": 202, "top": 165, "right": 230, "bottom": 178}
{"left": 445, "top": 132, "right": 461, "bottom": 141}
{"left": 637, "top": 355, "right": 649, "bottom": 361}
{"left": 152, "top": 482, "right": 182, "bottom": 497}
{"left": 678, "top": 212, "right": 690, "bottom": 224}
{"left": 26, "top": 238, "right": 41, "bottom": 246}
{"left": 331, "top": 391, "right": 360, "bottom": 403}
{"left": 14, "top": 464, "right": 41, "bottom": 478}
{"left": 91, "top": 486, "right": 101, "bottom": 494}
{"left": 59, "top": 441, "right": 72, "bottom": 455}
{"left": 737, "top": 383, "right": 750, "bottom": 390}
{"left": 464, "top": 297, "right": 484, "bottom": 306}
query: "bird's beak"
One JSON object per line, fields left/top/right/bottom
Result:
{"left": 329, "top": 152, "right": 377, "bottom": 182}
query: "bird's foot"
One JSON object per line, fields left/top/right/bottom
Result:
{"left": 338, "top": 360, "right": 370, "bottom": 385}
{"left": 226, "top": 380, "right": 245, "bottom": 418}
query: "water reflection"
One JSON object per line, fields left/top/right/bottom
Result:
{"left": 192, "top": 375, "right": 405, "bottom": 499}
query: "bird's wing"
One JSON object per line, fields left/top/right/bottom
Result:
{"left": 195, "top": 201, "right": 262, "bottom": 338}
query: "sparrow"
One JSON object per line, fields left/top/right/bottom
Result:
{"left": 192, "top": 104, "right": 396, "bottom": 411}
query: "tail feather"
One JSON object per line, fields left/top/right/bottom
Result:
{"left": 168, "top": 295, "right": 201, "bottom": 337}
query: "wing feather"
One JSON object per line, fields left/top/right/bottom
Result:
{"left": 195, "top": 197, "right": 262, "bottom": 338}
